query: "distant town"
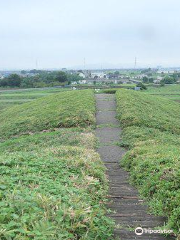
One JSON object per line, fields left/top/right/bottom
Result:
{"left": 0, "top": 67, "right": 180, "bottom": 89}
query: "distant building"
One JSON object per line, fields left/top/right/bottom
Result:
{"left": 153, "top": 80, "right": 161, "bottom": 84}
{"left": 71, "top": 81, "right": 78, "bottom": 85}
{"left": 157, "top": 76, "right": 163, "bottom": 80}
{"left": 157, "top": 70, "right": 175, "bottom": 74}
{"left": 79, "top": 80, "right": 87, "bottom": 84}
{"left": 168, "top": 70, "right": 175, "bottom": 74}
{"left": 91, "top": 72, "right": 106, "bottom": 79}
{"left": 154, "top": 76, "right": 163, "bottom": 84}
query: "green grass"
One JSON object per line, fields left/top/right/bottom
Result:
{"left": 0, "top": 90, "right": 113, "bottom": 239}
{"left": 0, "top": 88, "right": 69, "bottom": 110}
{"left": 0, "top": 146, "right": 112, "bottom": 240}
{"left": 116, "top": 89, "right": 180, "bottom": 237}
{"left": 0, "top": 128, "right": 96, "bottom": 153}
{"left": 96, "top": 86, "right": 136, "bottom": 94}
{"left": 116, "top": 89, "right": 180, "bottom": 134}
{"left": 145, "top": 84, "right": 180, "bottom": 101}
{"left": 0, "top": 90, "right": 95, "bottom": 141}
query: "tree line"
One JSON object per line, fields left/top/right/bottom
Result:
{"left": 0, "top": 71, "right": 83, "bottom": 88}
{"left": 143, "top": 73, "right": 180, "bottom": 84}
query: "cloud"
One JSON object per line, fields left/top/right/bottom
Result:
{"left": 0, "top": 0, "right": 180, "bottom": 69}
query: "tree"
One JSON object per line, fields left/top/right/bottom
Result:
{"left": 172, "top": 73, "right": 178, "bottom": 82}
{"left": 0, "top": 74, "right": 21, "bottom": 87}
{"left": 7, "top": 74, "right": 21, "bottom": 87}
{"left": 21, "top": 70, "right": 27, "bottom": 74}
{"left": 55, "top": 71, "right": 68, "bottom": 83}
{"left": 114, "top": 71, "right": 120, "bottom": 77}
{"left": 141, "top": 68, "right": 151, "bottom": 74}
{"left": 147, "top": 73, "right": 152, "bottom": 77}
{"left": 149, "top": 78, "right": 154, "bottom": 83}
{"left": 20, "top": 77, "right": 34, "bottom": 88}
{"left": 0, "top": 79, "right": 8, "bottom": 87}
{"left": 136, "top": 82, "right": 147, "bottom": 90}
{"left": 161, "top": 76, "right": 176, "bottom": 84}
{"left": 142, "top": 76, "right": 149, "bottom": 83}
{"left": 66, "top": 73, "right": 83, "bottom": 83}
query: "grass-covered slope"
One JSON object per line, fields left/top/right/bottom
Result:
{"left": 0, "top": 146, "right": 112, "bottom": 239}
{"left": 0, "top": 90, "right": 113, "bottom": 240}
{"left": 0, "top": 88, "right": 69, "bottom": 111}
{"left": 0, "top": 90, "right": 95, "bottom": 141}
{"left": 116, "top": 89, "right": 180, "bottom": 237}
{"left": 116, "top": 89, "right": 180, "bottom": 134}
{"left": 0, "top": 128, "right": 96, "bottom": 154}
{"left": 145, "top": 85, "right": 180, "bottom": 101}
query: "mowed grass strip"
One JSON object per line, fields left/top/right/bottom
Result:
{"left": 0, "top": 90, "right": 95, "bottom": 141}
{"left": 116, "top": 89, "right": 180, "bottom": 237}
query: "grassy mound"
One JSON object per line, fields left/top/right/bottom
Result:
{"left": 0, "top": 88, "right": 69, "bottom": 111}
{"left": 116, "top": 89, "right": 180, "bottom": 134}
{"left": 0, "top": 90, "right": 113, "bottom": 239}
{"left": 0, "top": 90, "right": 95, "bottom": 141}
{"left": 116, "top": 89, "right": 180, "bottom": 237}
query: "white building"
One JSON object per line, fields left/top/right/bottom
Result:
{"left": 71, "top": 81, "right": 78, "bottom": 85}
{"left": 154, "top": 79, "right": 161, "bottom": 84}
{"left": 79, "top": 80, "right": 87, "bottom": 84}
{"left": 91, "top": 72, "right": 106, "bottom": 79}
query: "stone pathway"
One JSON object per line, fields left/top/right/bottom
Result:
{"left": 95, "top": 94, "right": 175, "bottom": 240}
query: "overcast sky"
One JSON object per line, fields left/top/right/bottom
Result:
{"left": 0, "top": 0, "right": 180, "bottom": 69}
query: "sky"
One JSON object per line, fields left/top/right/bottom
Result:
{"left": 0, "top": 0, "right": 180, "bottom": 70}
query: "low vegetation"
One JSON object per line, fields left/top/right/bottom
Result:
{"left": 0, "top": 88, "right": 69, "bottom": 111}
{"left": 101, "top": 89, "right": 117, "bottom": 94}
{"left": 0, "top": 90, "right": 113, "bottom": 239}
{"left": 0, "top": 90, "right": 95, "bottom": 141}
{"left": 145, "top": 85, "right": 180, "bottom": 101}
{"left": 116, "top": 89, "right": 180, "bottom": 238}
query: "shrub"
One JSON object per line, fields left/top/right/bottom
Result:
{"left": 136, "top": 82, "right": 147, "bottom": 90}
